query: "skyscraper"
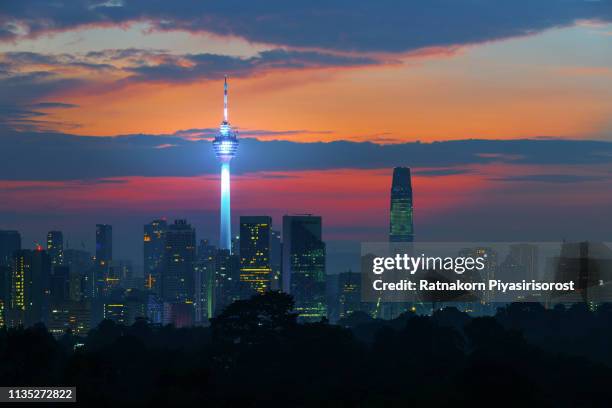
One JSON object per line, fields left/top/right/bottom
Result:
{"left": 212, "top": 76, "right": 239, "bottom": 251}
{"left": 0, "top": 265, "right": 9, "bottom": 327}
{"left": 0, "top": 230, "right": 21, "bottom": 267}
{"left": 338, "top": 270, "right": 362, "bottom": 320}
{"left": 46, "top": 230, "right": 64, "bottom": 267}
{"left": 95, "top": 224, "right": 112, "bottom": 297}
{"left": 213, "top": 248, "right": 240, "bottom": 315}
{"left": 270, "top": 229, "right": 282, "bottom": 291}
{"left": 95, "top": 224, "right": 112, "bottom": 267}
{"left": 9, "top": 249, "right": 51, "bottom": 327}
{"left": 0, "top": 230, "right": 21, "bottom": 327}
{"left": 63, "top": 248, "right": 93, "bottom": 301}
{"left": 282, "top": 215, "right": 327, "bottom": 321}
{"left": 239, "top": 216, "right": 273, "bottom": 295}
{"left": 49, "top": 265, "right": 70, "bottom": 305}
{"left": 194, "top": 257, "right": 215, "bottom": 323}
{"left": 161, "top": 219, "right": 196, "bottom": 303}
{"left": 389, "top": 167, "right": 414, "bottom": 242}
{"left": 144, "top": 219, "right": 167, "bottom": 293}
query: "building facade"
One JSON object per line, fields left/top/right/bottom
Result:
{"left": 282, "top": 215, "right": 327, "bottom": 321}
{"left": 389, "top": 167, "right": 414, "bottom": 242}
{"left": 239, "top": 216, "right": 273, "bottom": 296}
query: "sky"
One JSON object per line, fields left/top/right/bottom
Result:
{"left": 0, "top": 1, "right": 611, "bottom": 272}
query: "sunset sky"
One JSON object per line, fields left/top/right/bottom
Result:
{"left": 1, "top": 1, "right": 611, "bottom": 270}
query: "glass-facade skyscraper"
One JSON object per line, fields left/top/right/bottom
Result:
{"left": 389, "top": 167, "right": 414, "bottom": 242}
{"left": 239, "top": 216, "right": 273, "bottom": 295}
{"left": 282, "top": 215, "right": 326, "bottom": 321}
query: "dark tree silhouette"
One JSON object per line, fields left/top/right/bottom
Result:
{"left": 2, "top": 295, "right": 612, "bottom": 407}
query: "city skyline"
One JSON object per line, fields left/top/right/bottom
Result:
{"left": 0, "top": 165, "right": 408, "bottom": 329}
{"left": 1, "top": 3, "right": 611, "bottom": 405}
{"left": 1, "top": 1, "right": 611, "bottom": 261}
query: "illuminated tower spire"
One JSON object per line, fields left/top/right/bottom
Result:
{"left": 213, "top": 76, "right": 239, "bottom": 251}
{"left": 224, "top": 75, "right": 228, "bottom": 122}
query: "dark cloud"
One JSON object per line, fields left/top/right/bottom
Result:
{"left": 0, "top": 48, "right": 378, "bottom": 128}
{"left": 0, "top": 130, "right": 611, "bottom": 181}
{"left": 29, "top": 102, "right": 78, "bottom": 109}
{"left": 0, "top": 99, "right": 79, "bottom": 130}
{"left": 1, "top": 1, "right": 610, "bottom": 52}
{"left": 125, "top": 49, "right": 380, "bottom": 83}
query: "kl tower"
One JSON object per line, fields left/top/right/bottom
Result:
{"left": 213, "top": 76, "right": 239, "bottom": 251}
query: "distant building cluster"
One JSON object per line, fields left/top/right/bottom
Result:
{"left": 0, "top": 164, "right": 419, "bottom": 332}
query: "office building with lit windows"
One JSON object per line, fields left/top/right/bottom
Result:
{"left": 9, "top": 249, "right": 51, "bottom": 327}
{"left": 239, "top": 216, "right": 273, "bottom": 296}
{"left": 144, "top": 219, "right": 167, "bottom": 293}
{"left": 282, "top": 215, "right": 327, "bottom": 321}
{"left": 161, "top": 219, "right": 196, "bottom": 303}
{"left": 103, "top": 302, "right": 127, "bottom": 324}
{"left": 389, "top": 167, "right": 414, "bottom": 242}
{"left": 0, "top": 265, "right": 9, "bottom": 327}
{"left": 338, "top": 270, "right": 362, "bottom": 320}
{"left": 46, "top": 230, "right": 64, "bottom": 267}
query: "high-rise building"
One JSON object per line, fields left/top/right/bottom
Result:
{"left": 338, "top": 270, "right": 362, "bottom": 320}
{"left": 389, "top": 167, "right": 414, "bottom": 242}
{"left": 214, "top": 248, "right": 240, "bottom": 315}
{"left": 144, "top": 219, "right": 167, "bottom": 293}
{"left": 9, "top": 249, "right": 51, "bottom": 327}
{"left": 239, "top": 216, "right": 273, "bottom": 295}
{"left": 0, "top": 265, "right": 9, "bottom": 327}
{"left": 458, "top": 247, "right": 498, "bottom": 307}
{"left": 161, "top": 220, "right": 196, "bottom": 303}
{"left": 0, "top": 231, "right": 20, "bottom": 326}
{"left": 270, "top": 229, "right": 282, "bottom": 290}
{"left": 0, "top": 230, "right": 21, "bottom": 267}
{"left": 503, "top": 244, "right": 539, "bottom": 281}
{"left": 46, "top": 230, "right": 64, "bottom": 267}
{"left": 194, "top": 239, "right": 217, "bottom": 323}
{"left": 212, "top": 76, "right": 239, "bottom": 251}
{"left": 64, "top": 249, "right": 93, "bottom": 301}
{"left": 95, "top": 224, "right": 112, "bottom": 266}
{"left": 194, "top": 258, "right": 216, "bottom": 324}
{"left": 50, "top": 265, "right": 70, "bottom": 305}
{"left": 282, "top": 215, "right": 327, "bottom": 321}
{"left": 198, "top": 239, "right": 216, "bottom": 262}
{"left": 95, "top": 224, "right": 112, "bottom": 297}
